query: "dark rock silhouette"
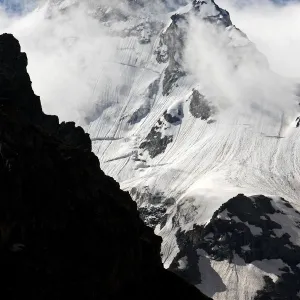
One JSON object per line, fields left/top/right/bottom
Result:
{"left": 0, "top": 33, "right": 210, "bottom": 300}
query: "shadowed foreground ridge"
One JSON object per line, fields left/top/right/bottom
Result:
{"left": 0, "top": 33, "right": 210, "bottom": 299}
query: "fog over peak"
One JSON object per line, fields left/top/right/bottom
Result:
{"left": 219, "top": 0, "right": 300, "bottom": 79}
{"left": 0, "top": 0, "right": 299, "bottom": 123}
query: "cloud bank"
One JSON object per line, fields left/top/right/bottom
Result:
{"left": 181, "top": 0, "right": 300, "bottom": 123}
{"left": 218, "top": 0, "right": 300, "bottom": 79}
{"left": 184, "top": 13, "right": 297, "bottom": 119}
{"left": 0, "top": 0, "right": 299, "bottom": 125}
{"left": 0, "top": 1, "right": 124, "bottom": 123}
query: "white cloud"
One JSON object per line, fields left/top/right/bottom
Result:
{"left": 186, "top": 25, "right": 292, "bottom": 117}
{"left": 218, "top": 0, "right": 300, "bottom": 79}
{"left": 181, "top": 0, "right": 299, "bottom": 124}
{"left": 0, "top": 0, "right": 299, "bottom": 125}
{"left": 0, "top": 1, "right": 125, "bottom": 123}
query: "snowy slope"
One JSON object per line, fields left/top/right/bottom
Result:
{"left": 85, "top": 2, "right": 300, "bottom": 297}
{"left": 2, "top": 0, "right": 300, "bottom": 298}
{"left": 169, "top": 194, "right": 300, "bottom": 299}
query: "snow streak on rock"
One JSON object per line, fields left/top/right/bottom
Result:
{"left": 169, "top": 194, "right": 300, "bottom": 299}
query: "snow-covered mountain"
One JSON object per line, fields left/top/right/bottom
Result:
{"left": 2, "top": 0, "right": 300, "bottom": 298}
{"left": 169, "top": 194, "right": 300, "bottom": 299}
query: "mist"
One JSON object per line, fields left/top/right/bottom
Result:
{"left": 0, "top": 1, "right": 125, "bottom": 123}
{"left": 184, "top": 14, "right": 297, "bottom": 119}
{"left": 0, "top": 0, "right": 299, "bottom": 124}
{"left": 182, "top": 0, "right": 300, "bottom": 123}
{"left": 218, "top": 0, "right": 300, "bottom": 79}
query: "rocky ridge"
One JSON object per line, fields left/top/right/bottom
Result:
{"left": 0, "top": 33, "right": 210, "bottom": 300}
{"left": 169, "top": 194, "right": 300, "bottom": 299}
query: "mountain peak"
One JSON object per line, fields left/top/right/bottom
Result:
{"left": 0, "top": 33, "right": 42, "bottom": 118}
{"left": 192, "top": 0, "right": 232, "bottom": 25}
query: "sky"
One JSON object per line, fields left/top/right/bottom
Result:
{"left": 0, "top": 0, "right": 37, "bottom": 13}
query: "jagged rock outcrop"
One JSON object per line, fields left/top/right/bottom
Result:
{"left": 169, "top": 194, "right": 300, "bottom": 299}
{"left": 139, "top": 118, "right": 174, "bottom": 159}
{"left": 155, "top": 0, "right": 233, "bottom": 96}
{"left": 0, "top": 33, "right": 210, "bottom": 300}
{"left": 189, "top": 89, "right": 215, "bottom": 120}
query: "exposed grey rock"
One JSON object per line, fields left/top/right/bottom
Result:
{"left": 130, "top": 187, "right": 175, "bottom": 230}
{"left": 254, "top": 274, "right": 300, "bottom": 300}
{"left": 148, "top": 78, "right": 160, "bottom": 99}
{"left": 163, "top": 104, "right": 183, "bottom": 124}
{"left": 155, "top": 0, "right": 235, "bottom": 96}
{"left": 189, "top": 89, "right": 215, "bottom": 120}
{"left": 139, "top": 118, "right": 173, "bottom": 158}
{"left": 139, "top": 206, "right": 167, "bottom": 228}
{"left": 140, "top": 130, "right": 173, "bottom": 158}
{"left": 123, "top": 21, "right": 164, "bottom": 43}
{"left": 296, "top": 116, "right": 300, "bottom": 128}
{"left": 155, "top": 13, "right": 187, "bottom": 95}
{"left": 193, "top": 0, "right": 232, "bottom": 27}
{"left": 162, "top": 66, "right": 186, "bottom": 96}
{"left": 128, "top": 79, "right": 160, "bottom": 125}
{"left": 130, "top": 187, "right": 175, "bottom": 207}
{"left": 169, "top": 194, "right": 300, "bottom": 298}
{"left": 129, "top": 105, "right": 151, "bottom": 125}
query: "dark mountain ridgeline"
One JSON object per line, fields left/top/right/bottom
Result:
{"left": 0, "top": 33, "right": 210, "bottom": 300}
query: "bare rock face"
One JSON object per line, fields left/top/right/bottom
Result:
{"left": 189, "top": 89, "right": 215, "bottom": 120}
{"left": 155, "top": 0, "right": 233, "bottom": 96}
{"left": 139, "top": 120, "right": 174, "bottom": 158}
{"left": 169, "top": 194, "right": 300, "bottom": 299}
{"left": 0, "top": 34, "right": 210, "bottom": 300}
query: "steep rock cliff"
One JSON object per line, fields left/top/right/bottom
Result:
{"left": 0, "top": 33, "right": 210, "bottom": 300}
